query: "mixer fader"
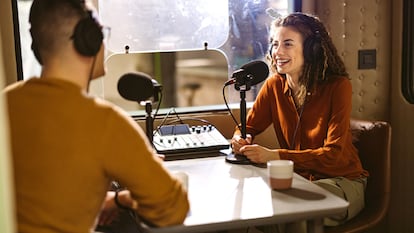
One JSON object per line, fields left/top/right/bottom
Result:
{"left": 153, "top": 124, "right": 230, "bottom": 155}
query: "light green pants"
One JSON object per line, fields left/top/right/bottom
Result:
{"left": 314, "top": 176, "right": 367, "bottom": 226}
{"left": 257, "top": 176, "right": 367, "bottom": 233}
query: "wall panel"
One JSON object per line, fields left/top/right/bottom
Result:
{"left": 313, "top": 0, "right": 391, "bottom": 121}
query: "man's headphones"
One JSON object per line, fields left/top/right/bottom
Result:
{"left": 31, "top": 0, "right": 103, "bottom": 65}
{"left": 72, "top": 5, "right": 103, "bottom": 57}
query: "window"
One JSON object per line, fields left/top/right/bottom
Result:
{"left": 15, "top": 0, "right": 295, "bottom": 113}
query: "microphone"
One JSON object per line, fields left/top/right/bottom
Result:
{"left": 224, "top": 60, "right": 269, "bottom": 88}
{"left": 117, "top": 72, "right": 161, "bottom": 102}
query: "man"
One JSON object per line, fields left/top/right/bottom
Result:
{"left": 4, "top": 1, "right": 189, "bottom": 232}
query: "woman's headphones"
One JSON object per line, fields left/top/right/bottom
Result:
{"left": 267, "top": 32, "right": 322, "bottom": 62}
{"left": 302, "top": 14, "right": 324, "bottom": 63}
{"left": 303, "top": 30, "right": 322, "bottom": 63}
{"left": 268, "top": 13, "right": 323, "bottom": 63}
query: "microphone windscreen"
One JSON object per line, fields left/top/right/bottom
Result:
{"left": 117, "top": 72, "right": 154, "bottom": 102}
{"left": 241, "top": 60, "right": 269, "bottom": 86}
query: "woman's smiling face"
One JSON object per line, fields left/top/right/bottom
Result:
{"left": 270, "top": 26, "right": 305, "bottom": 79}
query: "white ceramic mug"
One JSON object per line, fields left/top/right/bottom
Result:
{"left": 267, "top": 160, "right": 294, "bottom": 190}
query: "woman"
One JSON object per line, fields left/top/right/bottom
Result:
{"left": 231, "top": 12, "right": 369, "bottom": 228}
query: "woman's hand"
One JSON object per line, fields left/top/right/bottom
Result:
{"left": 239, "top": 144, "right": 280, "bottom": 164}
{"left": 231, "top": 134, "right": 252, "bottom": 154}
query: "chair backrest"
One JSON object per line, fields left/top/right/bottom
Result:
{"left": 326, "top": 119, "right": 391, "bottom": 233}
{"left": 350, "top": 118, "right": 391, "bottom": 226}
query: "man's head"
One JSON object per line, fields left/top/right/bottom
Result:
{"left": 29, "top": 0, "right": 103, "bottom": 68}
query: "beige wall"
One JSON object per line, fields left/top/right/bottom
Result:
{"left": 0, "top": 0, "right": 18, "bottom": 85}
{"left": 308, "top": 0, "right": 413, "bottom": 232}
{"left": 0, "top": 3, "right": 17, "bottom": 232}
{"left": 310, "top": 0, "right": 391, "bottom": 122}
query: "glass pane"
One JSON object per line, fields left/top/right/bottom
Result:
{"left": 101, "top": 50, "right": 229, "bottom": 111}
{"left": 17, "top": 0, "right": 293, "bottom": 109}
{"left": 17, "top": 0, "right": 41, "bottom": 80}
{"left": 221, "top": 0, "right": 289, "bottom": 72}
{"left": 99, "top": 0, "right": 229, "bottom": 53}
{"left": 95, "top": 0, "right": 291, "bottom": 111}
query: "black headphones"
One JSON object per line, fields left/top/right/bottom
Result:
{"left": 268, "top": 31, "right": 322, "bottom": 62}
{"left": 268, "top": 13, "right": 323, "bottom": 63}
{"left": 303, "top": 31, "right": 322, "bottom": 63}
{"left": 31, "top": 0, "right": 103, "bottom": 64}
{"left": 72, "top": 1, "right": 103, "bottom": 57}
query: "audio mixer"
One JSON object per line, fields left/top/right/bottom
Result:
{"left": 153, "top": 124, "right": 230, "bottom": 155}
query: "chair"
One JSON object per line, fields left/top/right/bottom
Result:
{"left": 325, "top": 119, "right": 391, "bottom": 233}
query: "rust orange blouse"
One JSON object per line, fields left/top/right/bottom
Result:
{"left": 245, "top": 73, "right": 369, "bottom": 180}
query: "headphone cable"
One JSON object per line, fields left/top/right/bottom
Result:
{"left": 86, "top": 55, "right": 97, "bottom": 92}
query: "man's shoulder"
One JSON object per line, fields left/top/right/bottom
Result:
{"left": 3, "top": 80, "right": 27, "bottom": 94}
{"left": 90, "top": 97, "right": 133, "bottom": 122}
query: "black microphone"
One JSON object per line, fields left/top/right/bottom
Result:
{"left": 224, "top": 60, "right": 269, "bottom": 87}
{"left": 117, "top": 72, "right": 160, "bottom": 102}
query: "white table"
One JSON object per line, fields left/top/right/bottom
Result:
{"left": 146, "top": 155, "right": 349, "bottom": 233}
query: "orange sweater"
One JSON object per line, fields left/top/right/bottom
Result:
{"left": 5, "top": 78, "right": 189, "bottom": 233}
{"left": 245, "top": 74, "right": 369, "bottom": 180}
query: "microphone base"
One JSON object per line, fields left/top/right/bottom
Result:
{"left": 225, "top": 152, "right": 267, "bottom": 168}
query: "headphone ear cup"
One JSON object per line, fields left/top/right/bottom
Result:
{"left": 72, "top": 15, "right": 103, "bottom": 57}
{"left": 268, "top": 44, "right": 273, "bottom": 58}
{"left": 303, "top": 36, "right": 322, "bottom": 63}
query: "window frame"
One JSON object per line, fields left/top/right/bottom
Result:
{"left": 401, "top": 0, "right": 414, "bottom": 104}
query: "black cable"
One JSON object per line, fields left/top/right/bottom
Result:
{"left": 86, "top": 55, "right": 97, "bottom": 92}
{"left": 153, "top": 107, "right": 182, "bottom": 137}
{"left": 222, "top": 84, "right": 242, "bottom": 132}
{"left": 164, "top": 117, "right": 212, "bottom": 126}
{"left": 152, "top": 90, "right": 163, "bottom": 123}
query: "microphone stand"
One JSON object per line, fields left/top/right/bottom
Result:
{"left": 240, "top": 89, "right": 247, "bottom": 139}
{"left": 225, "top": 74, "right": 267, "bottom": 168}
{"left": 225, "top": 77, "right": 253, "bottom": 165}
